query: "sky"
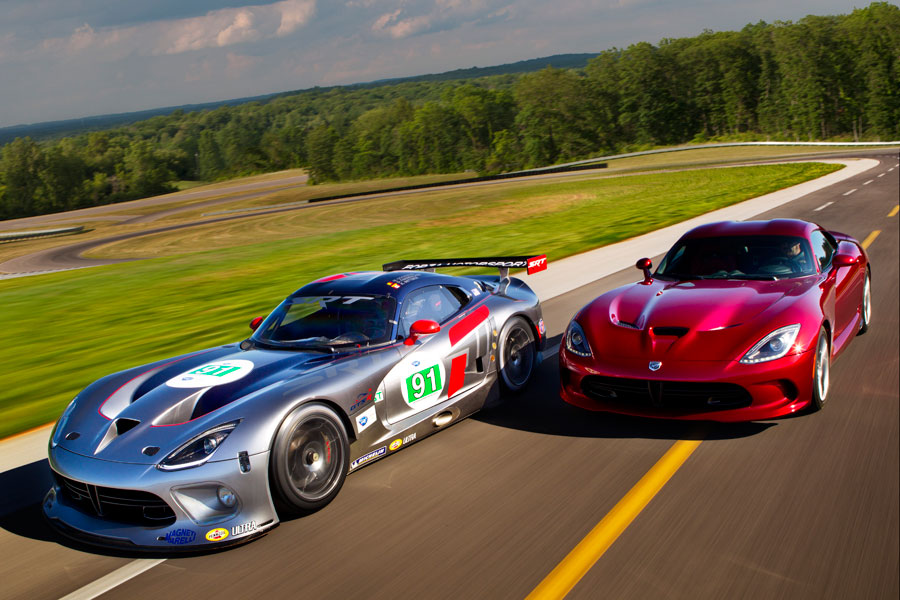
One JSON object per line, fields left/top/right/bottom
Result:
{"left": 0, "top": 0, "right": 872, "bottom": 128}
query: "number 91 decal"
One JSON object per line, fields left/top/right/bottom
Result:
{"left": 401, "top": 362, "right": 446, "bottom": 404}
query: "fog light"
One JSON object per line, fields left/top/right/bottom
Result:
{"left": 203, "top": 437, "right": 219, "bottom": 454}
{"left": 217, "top": 486, "right": 236, "bottom": 508}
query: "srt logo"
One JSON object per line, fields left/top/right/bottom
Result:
{"left": 527, "top": 255, "right": 548, "bottom": 275}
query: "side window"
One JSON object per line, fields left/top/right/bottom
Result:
{"left": 809, "top": 230, "right": 835, "bottom": 272}
{"left": 398, "top": 286, "right": 464, "bottom": 337}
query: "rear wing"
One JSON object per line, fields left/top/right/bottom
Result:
{"left": 382, "top": 255, "right": 547, "bottom": 279}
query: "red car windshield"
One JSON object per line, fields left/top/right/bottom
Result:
{"left": 656, "top": 235, "right": 817, "bottom": 280}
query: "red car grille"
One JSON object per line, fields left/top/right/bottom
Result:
{"left": 53, "top": 471, "right": 176, "bottom": 526}
{"left": 581, "top": 375, "right": 751, "bottom": 411}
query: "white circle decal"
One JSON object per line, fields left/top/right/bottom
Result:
{"left": 166, "top": 359, "right": 254, "bottom": 389}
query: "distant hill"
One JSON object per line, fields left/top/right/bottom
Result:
{"left": 0, "top": 53, "right": 598, "bottom": 145}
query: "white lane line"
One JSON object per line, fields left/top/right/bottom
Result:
{"left": 888, "top": 167, "right": 895, "bottom": 172}
{"left": 877, "top": 173, "right": 885, "bottom": 178}
{"left": 863, "top": 179, "right": 874, "bottom": 185}
{"left": 814, "top": 201, "right": 833, "bottom": 212}
{"left": 843, "top": 189, "right": 857, "bottom": 196}
{"left": 59, "top": 559, "right": 165, "bottom": 600}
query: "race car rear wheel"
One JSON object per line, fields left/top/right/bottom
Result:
{"left": 270, "top": 403, "right": 349, "bottom": 515}
{"left": 858, "top": 269, "right": 871, "bottom": 335}
{"left": 809, "top": 326, "right": 830, "bottom": 412}
{"left": 498, "top": 316, "right": 536, "bottom": 394}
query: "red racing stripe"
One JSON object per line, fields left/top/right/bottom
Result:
{"left": 449, "top": 305, "right": 490, "bottom": 346}
{"left": 448, "top": 354, "right": 468, "bottom": 399}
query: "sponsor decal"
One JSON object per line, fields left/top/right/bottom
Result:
{"left": 232, "top": 521, "right": 257, "bottom": 536}
{"left": 167, "top": 359, "right": 254, "bottom": 389}
{"left": 403, "top": 432, "right": 416, "bottom": 444}
{"left": 527, "top": 255, "right": 548, "bottom": 275}
{"left": 389, "top": 438, "right": 402, "bottom": 451}
{"left": 403, "top": 363, "right": 444, "bottom": 404}
{"left": 387, "top": 282, "right": 401, "bottom": 289}
{"left": 373, "top": 390, "right": 384, "bottom": 402}
{"left": 649, "top": 361, "right": 662, "bottom": 371}
{"left": 349, "top": 388, "right": 373, "bottom": 413}
{"left": 538, "top": 319, "right": 546, "bottom": 336}
{"left": 412, "top": 360, "right": 421, "bottom": 367}
{"left": 350, "top": 446, "right": 386, "bottom": 469}
{"left": 387, "top": 273, "right": 421, "bottom": 289}
{"left": 164, "top": 528, "right": 196, "bottom": 545}
{"left": 356, "top": 406, "right": 377, "bottom": 433}
{"left": 205, "top": 528, "right": 229, "bottom": 542}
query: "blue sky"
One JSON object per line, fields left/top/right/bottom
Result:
{"left": 0, "top": 0, "right": 870, "bottom": 128}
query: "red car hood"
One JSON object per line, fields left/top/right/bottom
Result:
{"left": 582, "top": 277, "right": 817, "bottom": 362}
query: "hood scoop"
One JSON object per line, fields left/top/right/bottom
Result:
{"left": 151, "top": 388, "right": 209, "bottom": 427}
{"left": 95, "top": 418, "right": 141, "bottom": 454}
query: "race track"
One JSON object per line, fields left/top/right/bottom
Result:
{"left": 0, "top": 151, "right": 897, "bottom": 599}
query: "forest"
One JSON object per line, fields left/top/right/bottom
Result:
{"left": 1, "top": 3, "right": 897, "bottom": 220}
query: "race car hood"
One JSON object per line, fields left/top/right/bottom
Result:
{"left": 579, "top": 277, "right": 817, "bottom": 361}
{"left": 53, "top": 345, "right": 342, "bottom": 464}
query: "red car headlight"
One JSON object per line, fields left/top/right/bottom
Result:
{"left": 739, "top": 324, "right": 801, "bottom": 364}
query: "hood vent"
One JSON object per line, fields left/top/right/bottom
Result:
{"left": 152, "top": 388, "right": 208, "bottom": 426}
{"left": 616, "top": 320, "right": 639, "bottom": 329}
{"left": 95, "top": 418, "right": 142, "bottom": 454}
{"left": 652, "top": 327, "right": 689, "bottom": 337}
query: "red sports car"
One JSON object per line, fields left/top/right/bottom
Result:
{"left": 559, "top": 219, "right": 872, "bottom": 421}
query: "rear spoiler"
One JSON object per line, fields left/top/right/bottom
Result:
{"left": 383, "top": 255, "right": 547, "bottom": 279}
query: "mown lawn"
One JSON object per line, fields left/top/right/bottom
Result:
{"left": 0, "top": 162, "right": 840, "bottom": 438}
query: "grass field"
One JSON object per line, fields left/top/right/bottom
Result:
{"left": 0, "top": 161, "right": 841, "bottom": 439}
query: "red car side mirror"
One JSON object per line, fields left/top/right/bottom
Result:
{"left": 249, "top": 316, "right": 264, "bottom": 331}
{"left": 832, "top": 254, "right": 858, "bottom": 268}
{"left": 404, "top": 319, "right": 440, "bottom": 346}
{"left": 636, "top": 258, "right": 653, "bottom": 284}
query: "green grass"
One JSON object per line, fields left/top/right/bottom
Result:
{"left": 0, "top": 162, "right": 841, "bottom": 439}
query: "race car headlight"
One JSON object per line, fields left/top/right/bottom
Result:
{"left": 565, "top": 321, "right": 592, "bottom": 357}
{"left": 158, "top": 420, "right": 241, "bottom": 471}
{"left": 50, "top": 398, "right": 78, "bottom": 449}
{"left": 739, "top": 324, "right": 801, "bottom": 364}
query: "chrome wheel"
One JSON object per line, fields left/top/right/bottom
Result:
{"left": 858, "top": 271, "right": 871, "bottom": 335}
{"left": 499, "top": 317, "right": 535, "bottom": 392}
{"left": 809, "top": 326, "right": 830, "bottom": 412}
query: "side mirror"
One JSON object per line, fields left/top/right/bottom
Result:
{"left": 832, "top": 254, "right": 858, "bottom": 268}
{"left": 635, "top": 258, "right": 653, "bottom": 285}
{"left": 404, "top": 319, "right": 440, "bottom": 346}
{"left": 249, "top": 316, "right": 264, "bottom": 331}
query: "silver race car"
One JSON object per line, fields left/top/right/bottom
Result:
{"left": 44, "top": 255, "right": 548, "bottom": 550}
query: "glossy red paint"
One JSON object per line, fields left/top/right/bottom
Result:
{"left": 447, "top": 354, "right": 468, "bottom": 398}
{"left": 249, "top": 316, "right": 264, "bottom": 331}
{"left": 449, "top": 305, "right": 490, "bottom": 346}
{"left": 527, "top": 255, "right": 548, "bottom": 275}
{"left": 313, "top": 273, "right": 349, "bottom": 283}
{"left": 404, "top": 319, "right": 440, "bottom": 346}
{"left": 560, "top": 219, "right": 870, "bottom": 421}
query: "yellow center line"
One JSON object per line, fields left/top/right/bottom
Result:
{"left": 862, "top": 230, "right": 881, "bottom": 249}
{"left": 526, "top": 438, "right": 703, "bottom": 600}
{"left": 888, "top": 205, "right": 899, "bottom": 218}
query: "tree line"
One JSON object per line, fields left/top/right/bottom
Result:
{"left": 1, "top": 3, "right": 897, "bottom": 220}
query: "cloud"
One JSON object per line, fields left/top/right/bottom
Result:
{"left": 34, "top": 0, "right": 316, "bottom": 59}
{"left": 371, "top": 1, "right": 513, "bottom": 39}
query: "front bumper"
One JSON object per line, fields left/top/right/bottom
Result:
{"left": 559, "top": 345, "right": 816, "bottom": 422}
{"left": 43, "top": 446, "right": 278, "bottom": 550}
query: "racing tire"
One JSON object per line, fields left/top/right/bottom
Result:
{"left": 808, "top": 326, "right": 830, "bottom": 412}
{"left": 497, "top": 316, "right": 536, "bottom": 395}
{"left": 270, "top": 403, "right": 349, "bottom": 516}
{"left": 857, "top": 269, "right": 871, "bottom": 335}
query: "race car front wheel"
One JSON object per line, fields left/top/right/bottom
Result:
{"left": 809, "top": 326, "right": 830, "bottom": 412}
{"left": 498, "top": 316, "right": 536, "bottom": 394}
{"left": 270, "top": 403, "right": 349, "bottom": 515}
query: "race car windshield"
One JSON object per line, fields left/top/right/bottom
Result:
{"left": 656, "top": 235, "right": 817, "bottom": 280}
{"left": 252, "top": 295, "right": 397, "bottom": 349}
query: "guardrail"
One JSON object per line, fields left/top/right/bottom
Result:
{"left": 0, "top": 225, "right": 84, "bottom": 243}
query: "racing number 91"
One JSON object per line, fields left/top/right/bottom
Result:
{"left": 406, "top": 365, "right": 441, "bottom": 403}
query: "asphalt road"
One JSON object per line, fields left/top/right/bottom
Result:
{"left": 0, "top": 151, "right": 896, "bottom": 599}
